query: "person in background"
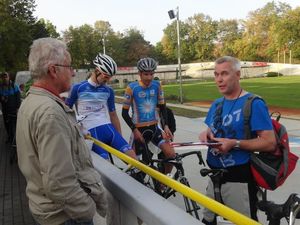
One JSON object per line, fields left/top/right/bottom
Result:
{"left": 16, "top": 37, "right": 107, "bottom": 225}
{"left": 199, "top": 56, "right": 276, "bottom": 224}
{"left": 122, "top": 57, "right": 175, "bottom": 174}
{"left": 66, "top": 53, "right": 136, "bottom": 161}
{"left": 0, "top": 72, "right": 21, "bottom": 143}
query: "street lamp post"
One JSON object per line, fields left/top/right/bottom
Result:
{"left": 168, "top": 6, "right": 183, "bottom": 104}
{"left": 102, "top": 37, "right": 106, "bottom": 54}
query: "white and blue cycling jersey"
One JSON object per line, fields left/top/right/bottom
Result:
{"left": 66, "top": 78, "right": 131, "bottom": 159}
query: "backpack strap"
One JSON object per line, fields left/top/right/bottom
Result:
{"left": 243, "top": 94, "right": 264, "bottom": 139}
{"left": 213, "top": 98, "right": 225, "bottom": 137}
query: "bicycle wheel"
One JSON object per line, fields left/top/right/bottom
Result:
{"left": 179, "top": 176, "right": 200, "bottom": 220}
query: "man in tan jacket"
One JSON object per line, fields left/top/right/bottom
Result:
{"left": 16, "top": 37, "right": 107, "bottom": 225}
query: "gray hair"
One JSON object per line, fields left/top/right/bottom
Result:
{"left": 28, "top": 38, "right": 70, "bottom": 80}
{"left": 215, "top": 56, "right": 241, "bottom": 71}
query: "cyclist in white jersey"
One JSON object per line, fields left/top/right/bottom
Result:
{"left": 66, "top": 53, "right": 136, "bottom": 160}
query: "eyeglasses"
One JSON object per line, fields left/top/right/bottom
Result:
{"left": 54, "top": 64, "right": 73, "bottom": 70}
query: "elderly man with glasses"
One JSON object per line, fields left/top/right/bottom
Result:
{"left": 16, "top": 38, "right": 108, "bottom": 225}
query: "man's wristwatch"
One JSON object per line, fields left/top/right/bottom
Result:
{"left": 130, "top": 124, "right": 136, "bottom": 131}
{"left": 234, "top": 140, "right": 241, "bottom": 148}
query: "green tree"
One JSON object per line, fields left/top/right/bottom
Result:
{"left": 160, "top": 20, "right": 193, "bottom": 64}
{"left": 153, "top": 42, "right": 169, "bottom": 65}
{"left": 42, "top": 19, "right": 60, "bottom": 38}
{"left": 274, "top": 6, "right": 300, "bottom": 62}
{"left": 0, "top": 0, "right": 36, "bottom": 71}
{"left": 214, "top": 19, "right": 242, "bottom": 58}
{"left": 119, "top": 28, "right": 154, "bottom": 66}
{"left": 236, "top": 2, "right": 291, "bottom": 61}
{"left": 94, "top": 20, "right": 114, "bottom": 55}
{"left": 0, "top": 0, "right": 58, "bottom": 72}
{"left": 64, "top": 24, "right": 99, "bottom": 69}
{"left": 186, "top": 13, "right": 217, "bottom": 61}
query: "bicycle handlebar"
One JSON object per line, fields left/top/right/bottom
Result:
{"left": 151, "top": 151, "right": 205, "bottom": 166}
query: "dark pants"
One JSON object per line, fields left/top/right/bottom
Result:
{"left": 6, "top": 113, "right": 17, "bottom": 143}
{"left": 2, "top": 112, "right": 10, "bottom": 136}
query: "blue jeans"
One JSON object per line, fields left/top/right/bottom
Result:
{"left": 36, "top": 219, "right": 94, "bottom": 225}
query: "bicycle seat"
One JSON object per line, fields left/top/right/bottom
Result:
{"left": 200, "top": 168, "right": 228, "bottom": 178}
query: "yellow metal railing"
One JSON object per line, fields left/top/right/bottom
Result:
{"left": 87, "top": 135, "right": 261, "bottom": 225}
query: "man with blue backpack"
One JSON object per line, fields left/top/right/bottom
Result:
{"left": 199, "top": 56, "right": 276, "bottom": 224}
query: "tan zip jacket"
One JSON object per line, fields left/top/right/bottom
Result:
{"left": 16, "top": 87, "right": 107, "bottom": 225}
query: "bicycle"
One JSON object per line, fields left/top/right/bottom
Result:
{"left": 200, "top": 168, "right": 232, "bottom": 224}
{"left": 128, "top": 143, "right": 205, "bottom": 220}
{"left": 200, "top": 167, "right": 300, "bottom": 225}
{"left": 257, "top": 192, "right": 300, "bottom": 225}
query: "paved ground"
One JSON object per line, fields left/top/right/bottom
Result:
{"left": 1, "top": 101, "right": 300, "bottom": 225}
{"left": 0, "top": 116, "right": 35, "bottom": 225}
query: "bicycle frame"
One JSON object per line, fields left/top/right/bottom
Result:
{"left": 131, "top": 144, "right": 205, "bottom": 220}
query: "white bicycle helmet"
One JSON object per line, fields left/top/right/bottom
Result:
{"left": 93, "top": 53, "right": 117, "bottom": 76}
{"left": 137, "top": 57, "right": 157, "bottom": 72}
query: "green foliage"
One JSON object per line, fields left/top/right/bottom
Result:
{"left": 214, "top": 19, "right": 242, "bottom": 58}
{"left": 165, "top": 94, "right": 179, "bottom": 101}
{"left": 64, "top": 24, "right": 156, "bottom": 68}
{"left": 187, "top": 13, "right": 217, "bottom": 61}
{"left": 266, "top": 72, "right": 283, "bottom": 77}
{"left": 0, "top": 0, "right": 58, "bottom": 72}
{"left": 64, "top": 24, "right": 100, "bottom": 69}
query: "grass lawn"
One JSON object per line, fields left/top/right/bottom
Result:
{"left": 163, "top": 76, "right": 300, "bottom": 109}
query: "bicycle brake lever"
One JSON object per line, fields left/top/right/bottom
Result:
{"left": 196, "top": 151, "right": 206, "bottom": 166}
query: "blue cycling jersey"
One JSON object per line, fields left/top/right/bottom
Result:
{"left": 123, "top": 80, "right": 165, "bottom": 127}
{"left": 66, "top": 79, "right": 115, "bottom": 130}
{"left": 205, "top": 93, "right": 273, "bottom": 168}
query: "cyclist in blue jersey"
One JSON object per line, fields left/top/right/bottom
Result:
{"left": 122, "top": 57, "right": 175, "bottom": 174}
{"left": 66, "top": 53, "right": 136, "bottom": 160}
{"left": 199, "top": 56, "right": 276, "bottom": 225}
